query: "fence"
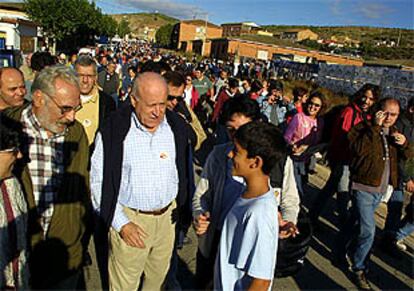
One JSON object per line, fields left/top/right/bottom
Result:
{"left": 317, "top": 64, "right": 414, "bottom": 108}
{"left": 273, "top": 61, "right": 414, "bottom": 108}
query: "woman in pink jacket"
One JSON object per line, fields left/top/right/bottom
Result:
{"left": 284, "top": 91, "right": 326, "bottom": 197}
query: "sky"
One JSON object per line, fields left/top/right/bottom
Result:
{"left": 92, "top": 0, "right": 414, "bottom": 29}
{"left": 3, "top": 0, "right": 413, "bottom": 29}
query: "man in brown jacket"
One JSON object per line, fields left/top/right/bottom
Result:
{"left": 343, "top": 97, "right": 413, "bottom": 290}
{"left": 3, "top": 65, "right": 91, "bottom": 289}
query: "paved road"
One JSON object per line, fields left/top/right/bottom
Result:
{"left": 84, "top": 163, "right": 413, "bottom": 290}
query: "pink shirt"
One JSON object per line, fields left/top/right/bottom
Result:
{"left": 284, "top": 112, "right": 323, "bottom": 146}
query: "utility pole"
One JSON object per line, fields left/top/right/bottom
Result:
{"left": 397, "top": 29, "right": 402, "bottom": 47}
{"left": 202, "top": 12, "right": 208, "bottom": 56}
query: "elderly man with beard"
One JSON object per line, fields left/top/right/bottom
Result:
{"left": 3, "top": 65, "right": 91, "bottom": 290}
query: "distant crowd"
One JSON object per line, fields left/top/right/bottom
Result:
{"left": 0, "top": 42, "right": 413, "bottom": 291}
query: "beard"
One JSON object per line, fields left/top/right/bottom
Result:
{"left": 36, "top": 107, "right": 69, "bottom": 135}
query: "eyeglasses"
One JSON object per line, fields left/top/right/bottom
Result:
{"left": 167, "top": 95, "right": 184, "bottom": 102}
{"left": 44, "top": 92, "right": 83, "bottom": 115}
{"left": 0, "top": 147, "right": 19, "bottom": 155}
{"left": 186, "top": 78, "right": 192, "bottom": 82}
{"left": 307, "top": 101, "right": 321, "bottom": 108}
{"left": 383, "top": 111, "right": 399, "bottom": 118}
{"left": 77, "top": 73, "right": 96, "bottom": 79}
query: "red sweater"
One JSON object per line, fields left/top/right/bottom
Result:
{"left": 328, "top": 103, "right": 371, "bottom": 164}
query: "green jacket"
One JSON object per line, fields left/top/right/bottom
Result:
{"left": 4, "top": 104, "right": 91, "bottom": 275}
{"left": 348, "top": 121, "right": 413, "bottom": 188}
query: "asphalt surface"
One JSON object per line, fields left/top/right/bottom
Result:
{"left": 84, "top": 163, "right": 413, "bottom": 290}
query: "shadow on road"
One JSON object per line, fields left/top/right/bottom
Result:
{"left": 298, "top": 179, "right": 413, "bottom": 290}
{"left": 293, "top": 258, "right": 344, "bottom": 290}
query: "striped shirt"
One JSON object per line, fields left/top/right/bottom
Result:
{"left": 20, "top": 105, "right": 65, "bottom": 236}
{"left": 91, "top": 113, "right": 178, "bottom": 232}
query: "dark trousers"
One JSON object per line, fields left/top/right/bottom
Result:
{"left": 93, "top": 215, "right": 109, "bottom": 290}
{"left": 309, "top": 162, "right": 350, "bottom": 228}
{"left": 195, "top": 230, "right": 221, "bottom": 290}
{"left": 31, "top": 268, "right": 84, "bottom": 290}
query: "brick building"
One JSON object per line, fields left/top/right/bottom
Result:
{"left": 172, "top": 20, "right": 222, "bottom": 51}
{"left": 209, "top": 38, "right": 363, "bottom": 66}
{"left": 279, "top": 29, "right": 319, "bottom": 42}
{"left": 221, "top": 22, "right": 261, "bottom": 37}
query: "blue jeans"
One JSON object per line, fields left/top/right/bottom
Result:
{"left": 395, "top": 218, "right": 414, "bottom": 240}
{"left": 349, "top": 190, "right": 383, "bottom": 271}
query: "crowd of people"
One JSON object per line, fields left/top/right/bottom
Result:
{"left": 0, "top": 41, "right": 413, "bottom": 291}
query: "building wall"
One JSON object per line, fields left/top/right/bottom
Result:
{"left": 297, "top": 30, "right": 318, "bottom": 41}
{"left": 222, "top": 24, "right": 242, "bottom": 37}
{"left": 0, "top": 8, "right": 27, "bottom": 19}
{"left": 211, "top": 39, "right": 363, "bottom": 66}
{"left": 178, "top": 22, "right": 222, "bottom": 44}
{"left": 281, "top": 29, "right": 318, "bottom": 41}
{"left": 0, "top": 23, "right": 19, "bottom": 48}
{"left": 204, "top": 40, "right": 212, "bottom": 56}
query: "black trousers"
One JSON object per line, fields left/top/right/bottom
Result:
{"left": 195, "top": 230, "right": 221, "bottom": 290}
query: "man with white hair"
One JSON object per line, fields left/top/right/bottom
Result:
{"left": 3, "top": 65, "right": 91, "bottom": 289}
{"left": 91, "top": 72, "right": 193, "bottom": 290}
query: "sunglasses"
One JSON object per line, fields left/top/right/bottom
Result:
{"left": 167, "top": 95, "right": 184, "bottom": 102}
{"left": 307, "top": 101, "right": 321, "bottom": 108}
{"left": 45, "top": 93, "right": 83, "bottom": 115}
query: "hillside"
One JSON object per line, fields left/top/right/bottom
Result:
{"left": 108, "top": 15, "right": 414, "bottom": 66}
{"left": 111, "top": 13, "right": 178, "bottom": 34}
{"left": 262, "top": 25, "right": 414, "bottom": 47}
{"left": 263, "top": 25, "right": 414, "bottom": 66}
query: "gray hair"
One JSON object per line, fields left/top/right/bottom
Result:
{"left": 31, "top": 65, "right": 80, "bottom": 96}
{"left": 74, "top": 55, "right": 97, "bottom": 74}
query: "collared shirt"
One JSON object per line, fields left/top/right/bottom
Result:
{"left": 20, "top": 105, "right": 65, "bottom": 236}
{"left": 76, "top": 87, "right": 100, "bottom": 145}
{"left": 90, "top": 113, "right": 178, "bottom": 232}
{"left": 192, "top": 76, "right": 212, "bottom": 97}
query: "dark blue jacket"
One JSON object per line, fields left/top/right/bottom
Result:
{"left": 98, "top": 103, "right": 194, "bottom": 230}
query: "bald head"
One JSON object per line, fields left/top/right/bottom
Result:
{"left": 0, "top": 68, "right": 26, "bottom": 111}
{"left": 132, "top": 72, "right": 168, "bottom": 100}
{"left": 130, "top": 72, "right": 168, "bottom": 132}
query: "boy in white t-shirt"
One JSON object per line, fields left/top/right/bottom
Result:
{"left": 214, "top": 121, "right": 287, "bottom": 290}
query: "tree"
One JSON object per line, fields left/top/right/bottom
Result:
{"left": 100, "top": 15, "right": 117, "bottom": 38}
{"left": 155, "top": 24, "right": 174, "bottom": 48}
{"left": 117, "top": 18, "right": 131, "bottom": 38}
{"left": 24, "top": 0, "right": 117, "bottom": 47}
{"left": 24, "top": 0, "right": 81, "bottom": 41}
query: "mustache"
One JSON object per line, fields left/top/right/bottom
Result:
{"left": 57, "top": 119, "right": 74, "bottom": 126}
